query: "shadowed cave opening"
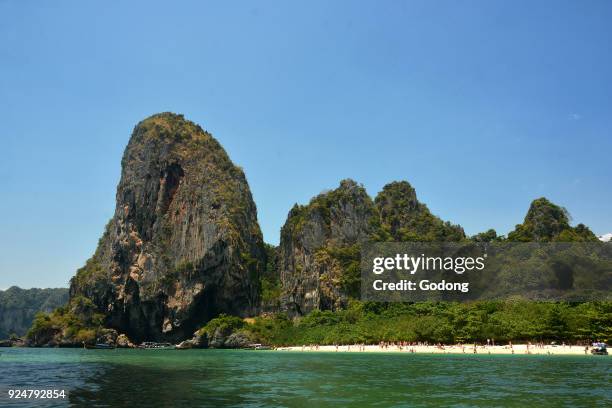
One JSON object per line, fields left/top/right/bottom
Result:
{"left": 166, "top": 286, "right": 219, "bottom": 343}
{"left": 159, "top": 162, "right": 184, "bottom": 214}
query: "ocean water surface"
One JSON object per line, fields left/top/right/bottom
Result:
{"left": 0, "top": 348, "right": 610, "bottom": 407}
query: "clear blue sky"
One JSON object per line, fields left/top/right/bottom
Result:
{"left": 1, "top": 1, "right": 611, "bottom": 289}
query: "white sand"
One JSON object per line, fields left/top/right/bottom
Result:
{"left": 275, "top": 344, "right": 598, "bottom": 356}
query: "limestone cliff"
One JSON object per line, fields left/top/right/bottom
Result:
{"left": 279, "top": 180, "right": 379, "bottom": 315}
{"left": 279, "top": 180, "right": 466, "bottom": 315}
{"left": 70, "top": 113, "right": 265, "bottom": 342}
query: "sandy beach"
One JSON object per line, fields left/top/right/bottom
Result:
{"left": 276, "top": 344, "right": 600, "bottom": 356}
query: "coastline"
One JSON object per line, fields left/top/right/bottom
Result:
{"left": 274, "top": 344, "right": 599, "bottom": 356}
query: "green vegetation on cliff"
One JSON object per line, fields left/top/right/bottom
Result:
{"left": 196, "top": 314, "right": 246, "bottom": 338}
{"left": 375, "top": 181, "right": 465, "bottom": 242}
{"left": 507, "top": 198, "right": 598, "bottom": 242}
{"left": 283, "top": 179, "right": 381, "bottom": 241}
{"left": 260, "top": 244, "right": 281, "bottom": 310}
{"left": 315, "top": 244, "right": 362, "bottom": 298}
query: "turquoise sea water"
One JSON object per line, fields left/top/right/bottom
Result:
{"left": 0, "top": 348, "right": 610, "bottom": 407}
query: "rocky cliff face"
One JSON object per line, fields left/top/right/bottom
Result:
{"left": 279, "top": 180, "right": 379, "bottom": 315}
{"left": 279, "top": 180, "right": 466, "bottom": 315}
{"left": 70, "top": 113, "right": 266, "bottom": 342}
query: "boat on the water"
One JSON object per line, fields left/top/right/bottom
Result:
{"left": 139, "top": 342, "right": 176, "bottom": 350}
{"left": 246, "top": 343, "right": 272, "bottom": 350}
{"left": 85, "top": 343, "right": 116, "bottom": 350}
{"left": 591, "top": 342, "right": 608, "bottom": 355}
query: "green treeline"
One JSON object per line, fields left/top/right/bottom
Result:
{"left": 243, "top": 300, "right": 611, "bottom": 345}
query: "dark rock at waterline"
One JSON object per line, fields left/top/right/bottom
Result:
{"left": 177, "top": 330, "right": 208, "bottom": 349}
{"left": 224, "top": 331, "right": 253, "bottom": 348}
{"left": 116, "top": 334, "right": 136, "bottom": 348}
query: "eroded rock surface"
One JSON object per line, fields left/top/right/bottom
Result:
{"left": 69, "top": 113, "right": 266, "bottom": 342}
{"left": 279, "top": 180, "right": 466, "bottom": 315}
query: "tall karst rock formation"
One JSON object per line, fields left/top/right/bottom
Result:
{"left": 279, "top": 180, "right": 379, "bottom": 315}
{"left": 278, "top": 179, "right": 465, "bottom": 316}
{"left": 70, "top": 113, "right": 266, "bottom": 342}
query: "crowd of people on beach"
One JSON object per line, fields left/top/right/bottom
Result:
{"left": 289, "top": 339, "right": 598, "bottom": 355}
